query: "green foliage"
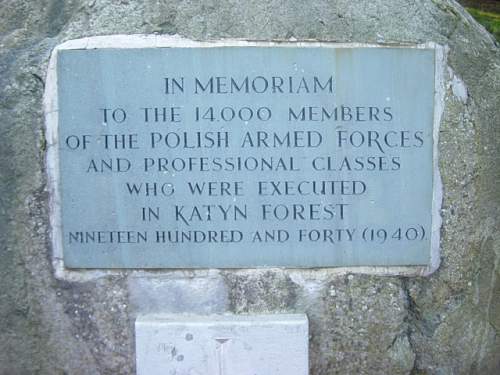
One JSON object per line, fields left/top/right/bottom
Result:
{"left": 466, "top": 7, "right": 500, "bottom": 41}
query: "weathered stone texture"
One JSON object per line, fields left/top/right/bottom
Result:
{"left": 0, "top": 0, "right": 498, "bottom": 374}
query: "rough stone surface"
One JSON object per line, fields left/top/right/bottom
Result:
{"left": 0, "top": 0, "right": 498, "bottom": 374}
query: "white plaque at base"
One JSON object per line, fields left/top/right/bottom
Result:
{"left": 135, "top": 314, "right": 309, "bottom": 375}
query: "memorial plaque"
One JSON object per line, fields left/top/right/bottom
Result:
{"left": 52, "top": 40, "right": 438, "bottom": 268}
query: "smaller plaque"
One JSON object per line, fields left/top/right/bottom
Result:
{"left": 135, "top": 314, "right": 309, "bottom": 375}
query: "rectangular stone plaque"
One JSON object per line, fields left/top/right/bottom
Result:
{"left": 48, "top": 37, "right": 440, "bottom": 268}
{"left": 135, "top": 314, "right": 309, "bottom": 375}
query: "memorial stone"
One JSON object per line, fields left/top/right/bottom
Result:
{"left": 0, "top": 1, "right": 498, "bottom": 374}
